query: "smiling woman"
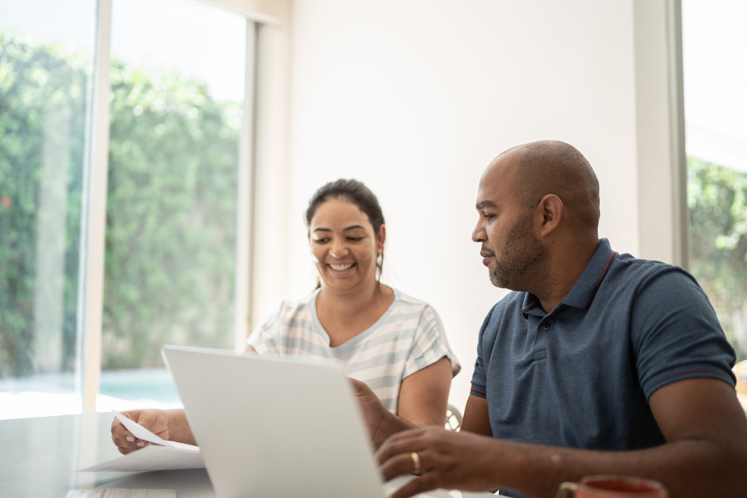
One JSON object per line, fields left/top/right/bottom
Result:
{"left": 111, "top": 179, "right": 461, "bottom": 454}
{"left": 248, "top": 179, "right": 461, "bottom": 422}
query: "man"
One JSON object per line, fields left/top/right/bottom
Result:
{"left": 368, "top": 141, "right": 747, "bottom": 498}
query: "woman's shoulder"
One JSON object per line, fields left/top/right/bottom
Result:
{"left": 277, "top": 290, "right": 318, "bottom": 313}
{"left": 385, "top": 287, "right": 443, "bottom": 325}
{"left": 257, "top": 290, "right": 319, "bottom": 332}
{"left": 389, "top": 287, "right": 438, "bottom": 312}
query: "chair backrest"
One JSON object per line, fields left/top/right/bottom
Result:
{"left": 445, "top": 403, "right": 463, "bottom": 431}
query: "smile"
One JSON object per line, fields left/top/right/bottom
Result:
{"left": 328, "top": 263, "right": 356, "bottom": 272}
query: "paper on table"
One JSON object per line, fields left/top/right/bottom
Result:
{"left": 77, "top": 444, "right": 204, "bottom": 472}
{"left": 76, "top": 412, "right": 204, "bottom": 472}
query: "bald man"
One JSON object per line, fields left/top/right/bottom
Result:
{"left": 359, "top": 141, "right": 747, "bottom": 498}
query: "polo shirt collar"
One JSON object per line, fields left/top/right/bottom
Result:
{"left": 521, "top": 293, "right": 544, "bottom": 318}
{"left": 520, "top": 239, "right": 615, "bottom": 318}
{"left": 560, "top": 238, "right": 615, "bottom": 310}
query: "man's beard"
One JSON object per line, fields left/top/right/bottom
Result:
{"left": 488, "top": 214, "right": 545, "bottom": 289}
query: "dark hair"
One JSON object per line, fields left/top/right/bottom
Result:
{"left": 305, "top": 179, "right": 386, "bottom": 287}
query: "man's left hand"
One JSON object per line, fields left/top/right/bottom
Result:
{"left": 376, "top": 426, "right": 501, "bottom": 498}
{"left": 349, "top": 378, "right": 387, "bottom": 440}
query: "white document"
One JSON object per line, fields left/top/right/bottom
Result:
{"left": 77, "top": 412, "right": 204, "bottom": 472}
{"left": 65, "top": 489, "right": 176, "bottom": 498}
{"left": 112, "top": 412, "right": 197, "bottom": 451}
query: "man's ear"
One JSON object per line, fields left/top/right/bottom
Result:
{"left": 537, "top": 194, "right": 563, "bottom": 238}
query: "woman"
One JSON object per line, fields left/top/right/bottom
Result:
{"left": 111, "top": 179, "right": 459, "bottom": 454}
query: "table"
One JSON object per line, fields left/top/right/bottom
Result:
{"left": 0, "top": 412, "right": 215, "bottom": 498}
{"left": 1, "top": 412, "right": 496, "bottom": 498}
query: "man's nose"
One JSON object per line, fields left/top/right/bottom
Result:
{"left": 472, "top": 220, "right": 485, "bottom": 243}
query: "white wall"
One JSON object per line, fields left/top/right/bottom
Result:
{"left": 252, "top": 0, "right": 681, "bottom": 412}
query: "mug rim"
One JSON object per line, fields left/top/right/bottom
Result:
{"left": 577, "top": 475, "right": 668, "bottom": 498}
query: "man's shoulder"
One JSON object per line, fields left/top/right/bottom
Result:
{"left": 606, "top": 252, "right": 700, "bottom": 294}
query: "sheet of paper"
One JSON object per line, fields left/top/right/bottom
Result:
{"left": 78, "top": 409, "right": 203, "bottom": 472}
{"left": 65, "top": 489, "right": 176, "bottom": 498}
{"left": 77, "top": 444, "right": 204, "bottom": 472}
{"left": 113, "top": 412, "right": 197, "bottom": 451}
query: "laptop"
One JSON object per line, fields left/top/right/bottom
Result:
{"left": 162, "top": 346, "right": 404, "bottom": 498}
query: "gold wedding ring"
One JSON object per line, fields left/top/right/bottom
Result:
{"left": 410, "top": 452, "right": 421, "bottom": 475}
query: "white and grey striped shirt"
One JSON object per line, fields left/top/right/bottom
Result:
{"left": 247, "top": 287, "right": 460, "bottom": 413}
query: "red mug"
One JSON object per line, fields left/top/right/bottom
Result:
{"left": 556, "top": 475, "right": 669, "bottom": 498}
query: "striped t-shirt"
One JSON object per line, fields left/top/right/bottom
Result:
{"left": 247, "top": 287, "right": 461, "bottom": 413}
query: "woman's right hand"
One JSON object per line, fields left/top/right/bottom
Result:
{"left": 110, "top": 409, "right": 171, "bottom": 455}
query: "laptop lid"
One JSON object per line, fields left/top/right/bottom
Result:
{"left": 162, "top": 346, "right": 385, "bottom": 498}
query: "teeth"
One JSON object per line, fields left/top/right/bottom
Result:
{"left": 329, "top": 263, "right": 354, "bottom": 271}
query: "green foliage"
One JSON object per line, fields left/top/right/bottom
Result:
{"left": 688, "top": 157, "right": 747, "bottom": 361}
{"left": 0, "top": 30, "right": 240, "bottom": 377}
{"left": 103, "top": 61, "right": 240, "bottom": 369}
{"left": 0, "top": 31, "right": 88, "bottom": 377}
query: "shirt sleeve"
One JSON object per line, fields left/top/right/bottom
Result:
{"left": 402, "top": 305, "right": 461, "bottom": 379}
{"left": 247, "top": 307, "right": 282, "bottom": 355}
{"left": 631, "top": 268, "right": 736, "bottom": 400}
{"left": 470, "top": 305, "right": 497, "bottom": 399}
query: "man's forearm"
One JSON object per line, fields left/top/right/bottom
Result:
{"left": 490, "top": 437, "right": 747, "bottom": 498}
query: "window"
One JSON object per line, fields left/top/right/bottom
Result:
{"left": 682, "top": 0, "right": 747, "bottom": 361}
{"left": 0, "top": 0, "right": 97, "bottom": 419}
{"left": 101, "top": 0, "right": 248, "bottom": 409}
{"left": 0, "top": 0, "right": 257, "bottom": 419}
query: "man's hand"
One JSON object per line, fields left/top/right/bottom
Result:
{"left": 111, "top": 409, "right": 171, "bottom": 455}
{"left": 349, "top": 378, "right": 416, "bottom": 449}
{"left": 350, "top": 378, "right": 387, "bottom": 437}
{"left": 376, "top": 426, "right": 501, "bottom": 498}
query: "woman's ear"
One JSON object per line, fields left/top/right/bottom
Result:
{"left": 377, "top": 225, "right": 387, "bottom": 253}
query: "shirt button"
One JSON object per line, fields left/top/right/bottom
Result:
{"left": 542, "top": 324, "right": 550, "bottom": 331}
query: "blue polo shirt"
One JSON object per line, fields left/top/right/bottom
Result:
{"left": 471, "top": 239, "right": 735, "bottom": 478}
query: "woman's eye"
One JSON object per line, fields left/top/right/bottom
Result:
{"left": 347, "top": 237, "right": 364, "bottom": 242}
{"left": 314, "top": 238, "right": 330, "bottom": 243}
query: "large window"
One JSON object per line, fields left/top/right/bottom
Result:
{"left": 0, "top": 0, "right": 96, "bottom": 419}
{"left": 101, "top": 0, "right": 247, "bottom": 408}
{"left": 682, "top": 0, "right": 747, "bottom": 361}
{"left": 0, "top": 0, "right": 256, "bottom": 419}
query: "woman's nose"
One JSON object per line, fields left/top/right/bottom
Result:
{"left": 330, "top": 239, "right": 349, "bottom": 258}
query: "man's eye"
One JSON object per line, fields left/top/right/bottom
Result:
{"left": 483, "top": 212, "right": 495, "bottom": 220}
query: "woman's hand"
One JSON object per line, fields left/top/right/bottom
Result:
{"left": 111, "top": 408, "right": 196, "bottom": 454}
{"left": 111, "top": 409, "right": 171, "bottom": 454}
